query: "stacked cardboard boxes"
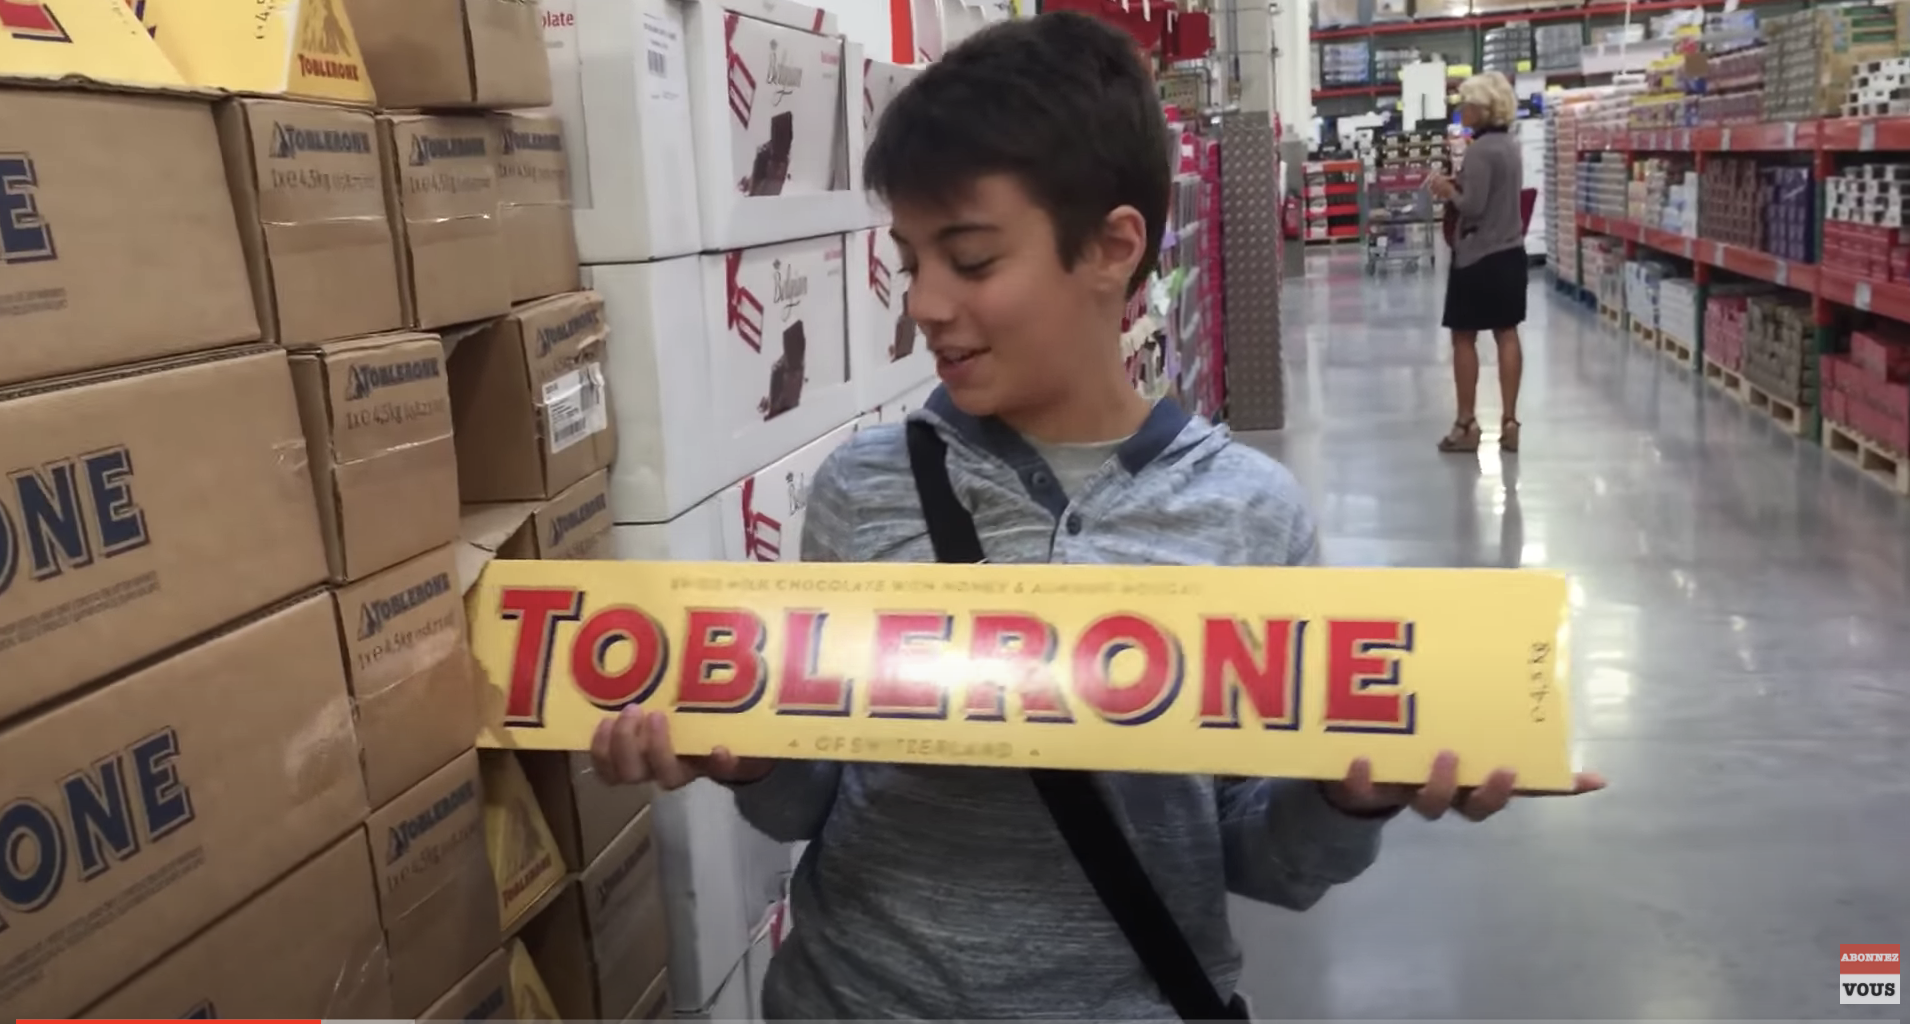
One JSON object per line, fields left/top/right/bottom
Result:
{"left": 535, "top": 0, "right": 937, "bottom": 1016}
{"left": 1824, "top": 328, "right": 1910, "bottom": 454}
{"left": 1742, "top": 294, "right": 1818, "bottom": 408}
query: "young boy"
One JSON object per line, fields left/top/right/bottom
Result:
{"left": 592, "top": 12, "right": 1594, "bottom": 1019}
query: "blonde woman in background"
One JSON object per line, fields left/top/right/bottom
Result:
{"left": 1427, "top": 72, "right": 1527, "bottom": 454}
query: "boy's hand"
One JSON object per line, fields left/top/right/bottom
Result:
{"left": 1426, "top": 173, "right": 1457, "bottom": 200}
{"left": 589, "top": 707, "right": 774, "bottom": 789}
{"left": 1322, "top": 750, "right": 1606, "bottom": 821}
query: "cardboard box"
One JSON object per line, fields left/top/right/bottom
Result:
{"left": 344, "top": 0, "right": 552, "bottom": 109}
{"left": 520, "top": 750, "right": 654, "bottom": 872}
{"left": 493, "top": 112, "right": 582, "bottom": 304}
{"left": 679, "top": 0, "right": 880, "bottom": 248}
{"left": 722, "top": 417, "right": 859, "bottom": 562}
{"left": 509, "top": 936, "right": 564, "bottom": 1019}
{"left": 0, "top": 596, "right": 368, "bottom": 1018}
{"left": 522, "top": 808, "right": 669, "bottom": 1021}
{"left": 217, "top": 98, "right": 406, "bottom": 347}
{"left": 379, "top": 114, "right": 511, "bottom": 330}
{"left": 365, "top": 749, "right": 500, "bottom": 1017}
{"left": 450, "top": 291, "right": 616, "bottom": 502}
{"left": 459, "top": 467, "right": 615, "bottom": 566}
{"left": 331, "top": 545, "right": 478, "bottom": 807}
{"left": 481, "top": 750, "right": 569, "bottom": 933}
{"left": 0, "top": 347, "right": 328, "bottom": 723}
{"left": 83, "top": 833, "right": 393, "bottom": 1019}
{"left": 290, "top": 331, "right": 459, "bottom": 582}
{"left": 848, "top": 226, "right": 934, "bottom": 413}
{"left": 418, "top": 946, "right": 513, "bottom": 1022}
{"left": 544, "top": 0, "right": 704, "bottom": 262}
{"left": 0, "top": 85, "right": 257, "bottom": 387}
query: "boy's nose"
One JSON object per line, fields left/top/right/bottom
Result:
{"left": 904, "top": 286, "right": 955, "bottom": 328}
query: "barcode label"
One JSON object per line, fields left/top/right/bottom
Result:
{"left": 647, "top": 47, "right": 668, "bottom": 78}
{"left": 542, "top": 364, "right": 608, "bottom": 454}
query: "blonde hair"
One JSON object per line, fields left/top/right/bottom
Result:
{"left": 1457, "top": 72, "right": 1516, "bottom": 128}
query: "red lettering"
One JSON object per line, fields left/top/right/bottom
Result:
{"left": 964, "top": 613, "right": 1071, "bottom": 721}
{"left": 1198, "top": 618, "right": 1304, "bottom": 729}
{"left": 676, "top": 608, "right": 770, "bottom": 712}
{"left": 775, "top": 610, "right": 851, "bottom": 715}
{"left": 1072, "top": 614, "right": 1181, "bottom": 724}
{"left": 571, "top": 605, "right": 670, "bottom": 710}
{"left": 867, "top": 612, "right": 953, "bottom": 719}
{"left": 1323, "top": 620, "right": 1416, "bottom": 733}
{"left": 499, "top": 587, "right": 585, "bottom": 726}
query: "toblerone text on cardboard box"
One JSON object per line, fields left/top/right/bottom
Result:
{"left": 0, "top": 595, "right": 369, "bottom": 1018}
{"left": 82, "top": 832, "right": 395, "bottom": 1019}
{"left": 493, "top": 111, "right": 583, "bottom": 304}
{"left": 217, "top": 97, "right": 407, "bottom": 347}
{"left": 364, "top": 748, "right": 500, "bottom": 1017}
{"left": 0, "top": 84, "right": 259, "bottom": 388}
{"left": 290, "top": 331, "right": 460, "bottom": 582}
{"left": 378, "top": 113, "right": 511, "bottom": 330}
{"left": 466, "top": 560, "right": 1578, "bottom": 789}
{"left": 0, "top": 348, "right": 329, "bottom": 723}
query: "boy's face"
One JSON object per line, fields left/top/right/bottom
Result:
{"left": 891, "top": 173, "right": 1143, "bottom": 425}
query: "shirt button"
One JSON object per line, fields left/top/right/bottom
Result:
{"left": 1065, "top": 513, "right": 1084, "bottom": 535}
{"left": 1031, "top": 471, "right": 1052, "bottom": 489}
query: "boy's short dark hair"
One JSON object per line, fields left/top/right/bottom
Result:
{"left": 863, "top": 12, "right": 1169, "bottom": 295}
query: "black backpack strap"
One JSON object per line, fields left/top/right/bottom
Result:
{"left": 903, "top": 420, "right": 1244, "bottom": 1023}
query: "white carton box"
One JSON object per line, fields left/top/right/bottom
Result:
{"left": 547, "top": 0, "right": 705, "bottom": 261}
{"left": 908, "top": 0, "right": 944, "bottom": 61}
{"left": 590, "top": 237, "right": 856, "bottom": 525}
{"left": 719, "top": 418, "right": 860, "bottom": 561}
{"left": 848, "top": 226, "right": 934, "bottom": 412}
{"left": 609, "top": 493, "right": 729, "bottom": 560}
{"left": 653, "top": 779, "right": 788, "bottom": 1014}
{"left": 876, "top": 377, "right": 939, "bottom": 422}
{"left": 683, "top": 0, "right": 882, "bottom": 248}
{"left": 862, "top": 58, "right": 921, "bottom": 138}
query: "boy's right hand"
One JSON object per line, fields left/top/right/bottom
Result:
{"left": 589, "top": 706, "right": 773, "bottom": 789}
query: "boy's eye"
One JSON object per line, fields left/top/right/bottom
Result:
{"left": 900, "top": 263, "right": 918, "bottom": 277}
{"left": 952, "top": 258, "right": 997, "bottom": 277}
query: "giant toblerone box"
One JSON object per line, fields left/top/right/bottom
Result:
{"left": 0, "top": 84, "right": 258, "bottom": 388}
{"left": 145, "top": 0, "right": 379, "bottom": 103}
{"left": 290, "top": 331, "right": 460, "bottom": 582}
{"left": 331, "top": 545, "right": 480, "bottom": 807}
{"left": 82, "top": 833, "right": 394, "bottom": 1018}
{"left": 0, "top": 348, "right": 329, "bottom": 724}
{"left": 0, "top": 596, "right": 369, "bottom": 1017}
{"left": 364, "top": 749, "right": 500, "bottom": 1017}
{"left": 378, "top": 114, "right": 511, "bottom": 331}
{"left": 216, "top": 98, "right": 407, "bottom": 348}
{"left": 465, "top": 561, "right": 1579, "bottom": 789}
{"left": 343, "top": 0, "right": 552, "bottom": 110}
{"left": 520, "top": 806, "right": 669, "bottom": 1021}
{"left": 0, "top": 0, "right": 184, "bottom": 86}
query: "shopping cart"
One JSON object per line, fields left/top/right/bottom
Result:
{"left": 1365, "top": 168, "right": 1438, "bottom": 274}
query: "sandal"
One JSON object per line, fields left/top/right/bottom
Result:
{"left": 1500, "top": 418, "right": 1521, "bottom": 453}
{"left": 1437, "top": 419, "right": 1482, "bottom": 453}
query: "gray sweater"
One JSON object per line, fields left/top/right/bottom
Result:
{"left": 728, "top": 390, "right": 1391, "bottom": 1020}
{"left": 1450, "top": 127, "right": 1525, "bottom": 268}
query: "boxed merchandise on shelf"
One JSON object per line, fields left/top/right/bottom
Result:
{"left": 0, "top": 596, "right": 368, "bottom": 1018}
{"left": 494, "top": 111, "right": 585, "bottom": 303}
{"left": 1659, "top": 279, "right": 1702, "bottom": 349}
{"left": 343, "top": 0, "right": 552, "bottom": 109}
{"left": 588, "top": 234, "right": 854, "bottom": 525}
{"left": 461, "top": 469, "right": 616, "bottom": 561}
{"left": 1, "top": 85, "right": 259, "bottom": 388}
{"left": 217, "top": 97, "right": 406, "bottom": 347}
{"left": 518, "top": 805, "right": 670, "bottom": 1020}
{"left": 449, "top": 290, "right": 616, "bottom": 503}
{"left": 1743, "top": 294, "right": 1818, "bottom": 407}
{"left": 378, "top": 113, "right": 513, "bottom": 330}
{"left": 0, "top": 348, "right": 328, "bottom": 723}
{"left": 1702, "top": 286, "right": 1771, "bottom": 373}
{"left": 81, "top": 832, "right": 392, "bottom": 1017}
{"left": 1824, "top": 328, "right": 1910, "bottom": 452}
{"left": 850, "top": 226, "right": 937, "bottom": 413}
{"left": 480, "top": 749, "right": 569, "bottom": 933}
{"left": 1623, "top": 259, "right": 1680, "bottom": 330}
{"left": 290, "top": 331, "right": 460, "bottom": 583}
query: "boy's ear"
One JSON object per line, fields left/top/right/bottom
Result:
{"left": 1085, "top": 205, "right": 1148, "bottom": 296}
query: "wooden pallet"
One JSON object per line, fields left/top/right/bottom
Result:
{"left": 1629, "top": 317, "right": 1661, "bottom": 352}
{"left": 1659, "top": 332, "right": 1696, "bottom": 369}
{"left": 1598, "top": 303, "right": 1622, "bottom": 327}
{"left": 1740, "top": 380, "right": 1811, "bottom": 437}
{"left": 1824, "top": 420, "right": 1910, "bottom": 496}
{"left": 1702, "top": 355, "right": 1744, "bottom": 399}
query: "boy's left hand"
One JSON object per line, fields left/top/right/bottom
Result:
{"left": 1323, "top": 750, "right": 1606, "bottom": 821}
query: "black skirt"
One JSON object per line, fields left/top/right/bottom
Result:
{"left": 1442, "top": 246, "right": 1529, "bottom": 332}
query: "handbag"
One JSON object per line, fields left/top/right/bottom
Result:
{"left": 904, "top": 421, "right": 1249, "bottom": 1022}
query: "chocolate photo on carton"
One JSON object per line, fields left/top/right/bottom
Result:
{"left": 748, "top": 111, "right": 795, "bottom": 196}
{"left": 890, "top": 308, "right": 918, "bottom": 361}
{"left": 761, "top": 320, "right": 807, "bottom": 419}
